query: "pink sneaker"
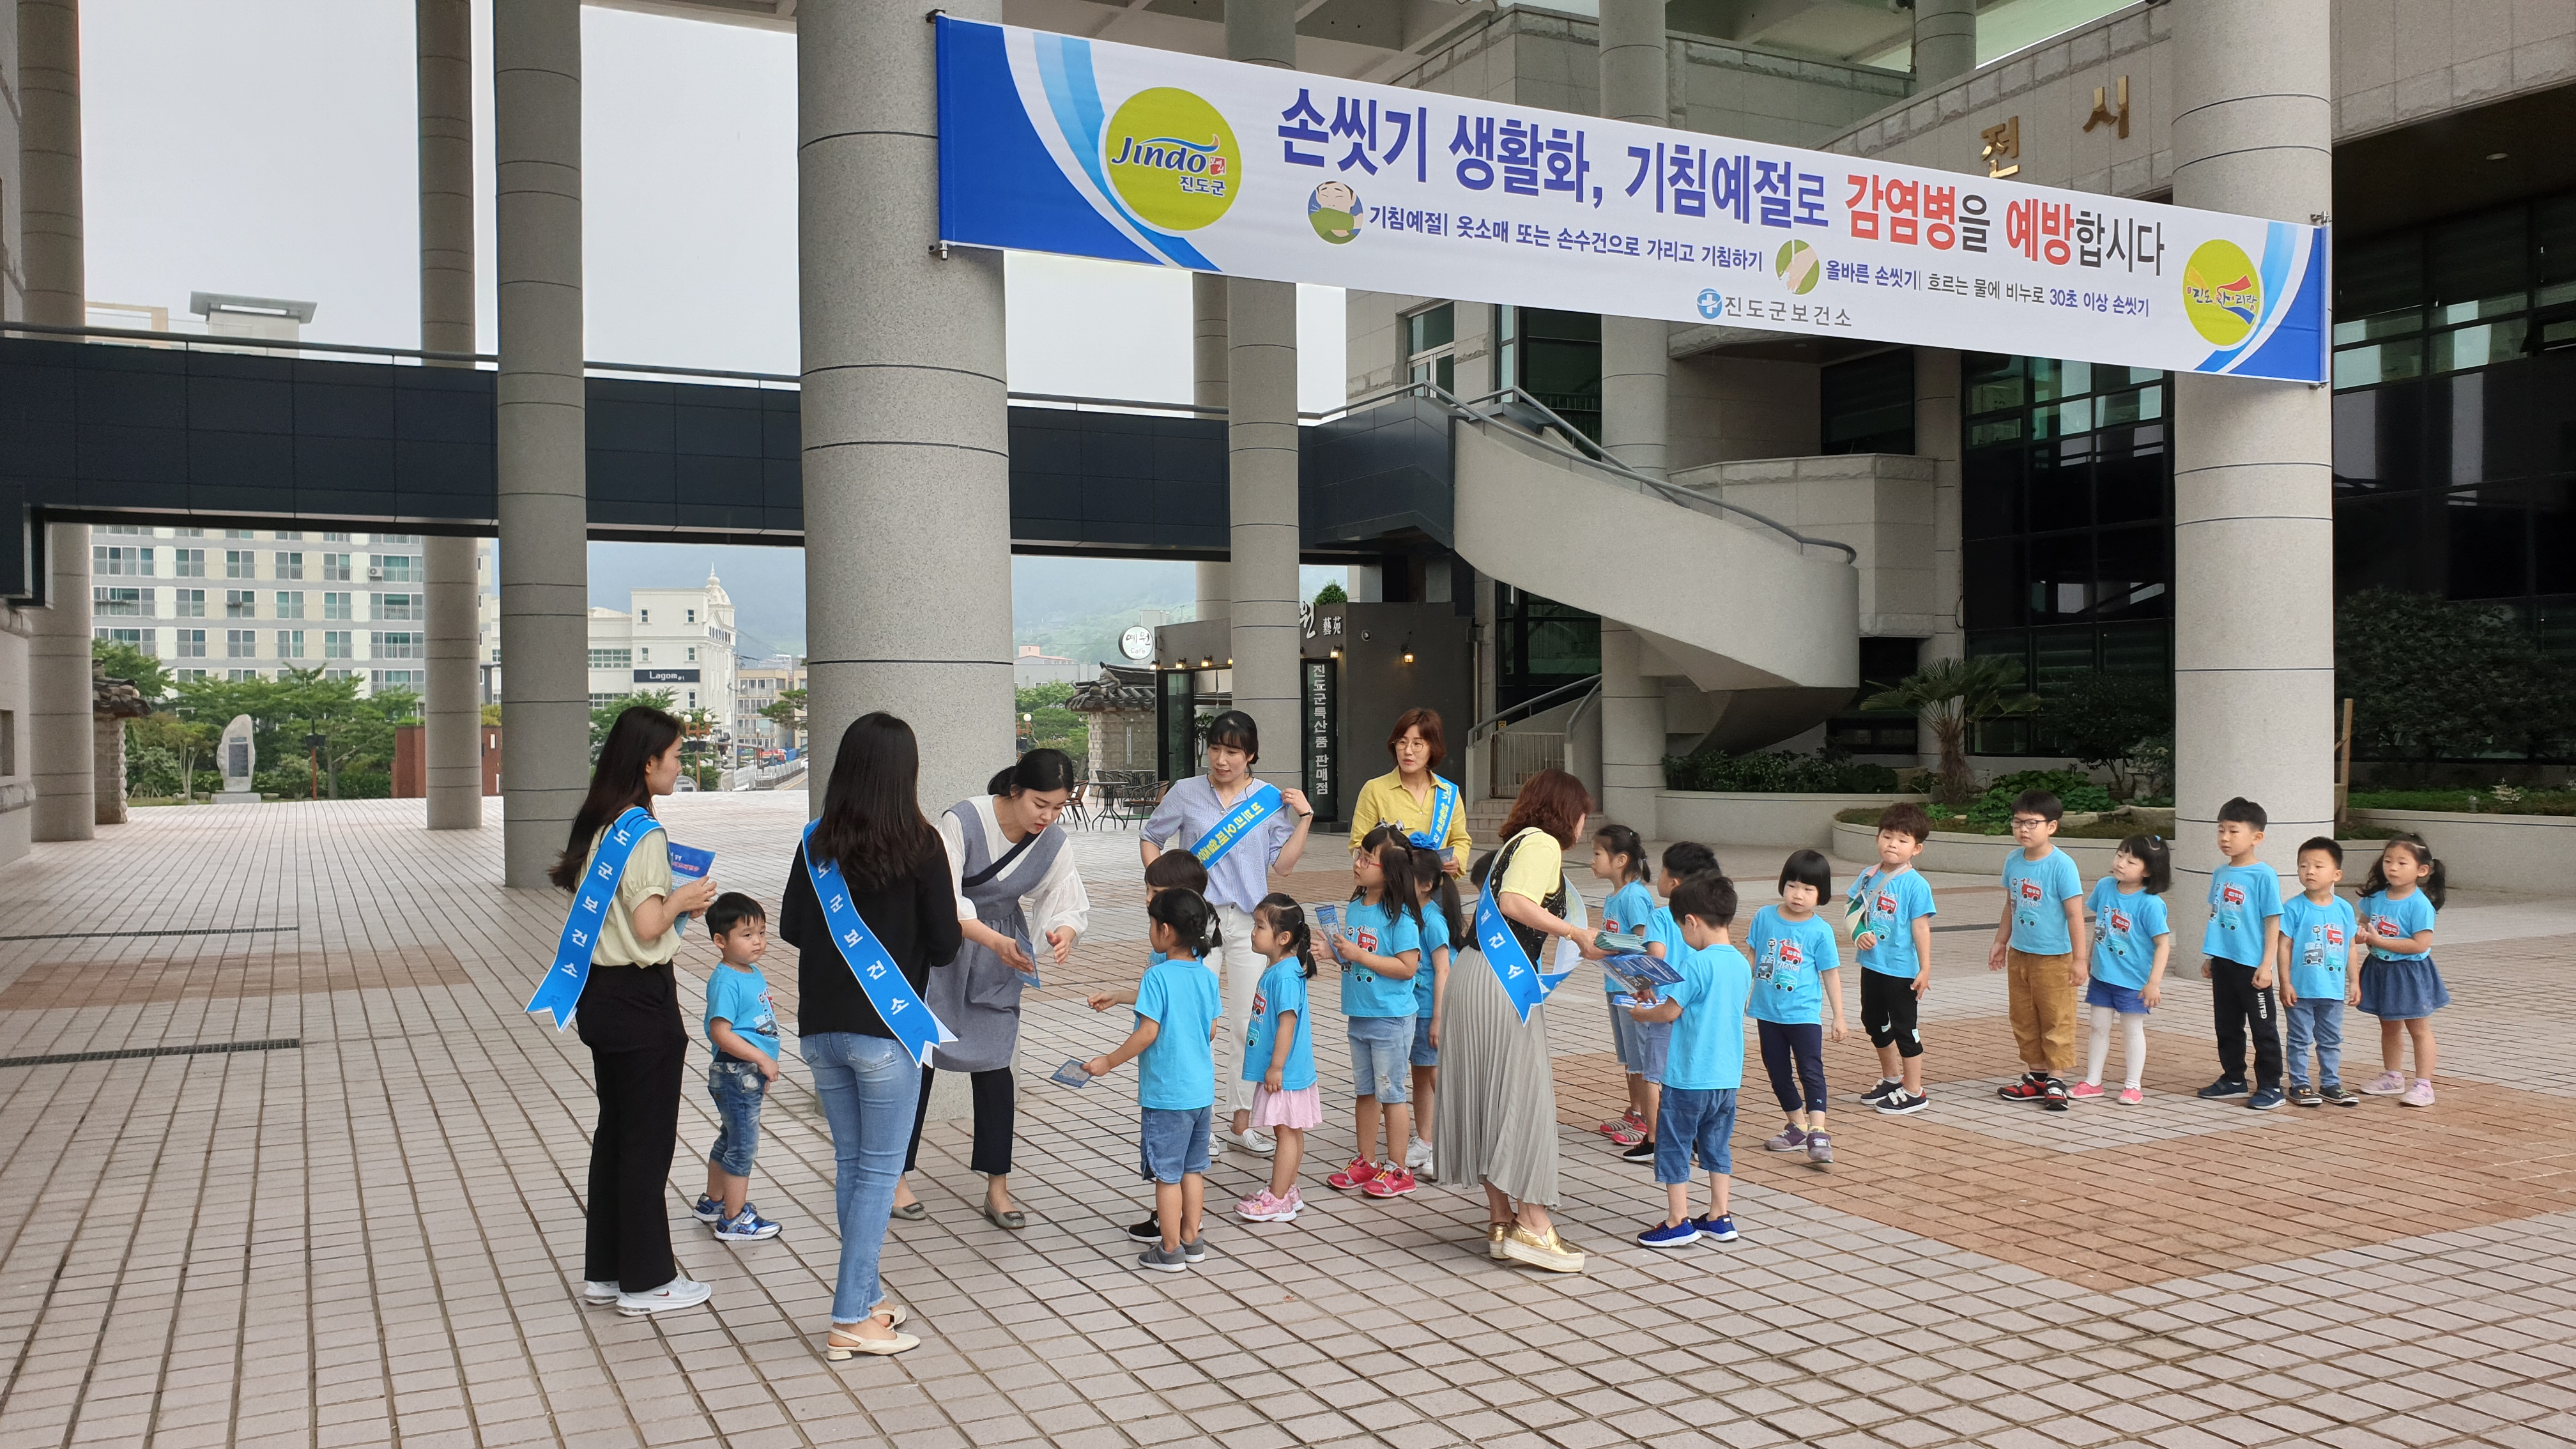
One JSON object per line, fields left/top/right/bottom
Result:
{"left": 2401, "top": 1080, "right": 2436, "bottom": 1107}
{"left": 1236, "top": 1190, "right": 1299, "bottom": 1222}
{"left": 2116, "top": 1087, "right": 2143, "bottom": 1106}
{"left": 2067, "top": 1082, "right": 2104, "bottom": 1100}
{"left": 1325, "top": 1156, "right": 1381, "bottom": 1192}
{"left": 2361, "top": 1070, "right": 2407, "bottom": 1096}
{"left": 1363, "top": 1164, "right": 1418, "bottom": 1199}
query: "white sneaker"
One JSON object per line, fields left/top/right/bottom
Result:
{"left": 1219, "top": 1127, "right": 1276, "bottom": 1156}
{"left": 1404, "top": 1135, "right": 1434, "bottom": 1172}
{"left": 580, "top": 1280, "right": 620, "bottom": 1307}
{"left": 616, "top": 1276, "right": 712, "bottom": 1317}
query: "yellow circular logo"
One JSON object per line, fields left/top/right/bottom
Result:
{"left": 2182, "top": 240, "right": 2261, "bottom": 346}
{"left": 1775, "top": 240, "right": 1820, "bottom": 295}
{"left": 1105, "top": 89, "right": 1240, "bottom": 233}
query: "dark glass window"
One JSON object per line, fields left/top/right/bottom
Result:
{"left": 1820, "top": 349, "right": 1915, "bottom": 454}
{"left": 1823, "top": 636, "right": 1924, "bottom": 756}
{"left": 1507, "top": 308, "right": 1600, "bottom": 441}
{"left": 1494, "top": 585, "right": 1600, "bottom": 712}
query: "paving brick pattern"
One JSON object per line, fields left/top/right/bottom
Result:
{"left": 3, "top": 795, "right": 2573, "bottom": 1449}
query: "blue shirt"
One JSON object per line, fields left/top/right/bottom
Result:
{"left": 1849, "top": 865, "right": 1936, "bottom": 978}
{"left": 1141, "top": 776, "right": 1297, "bottom": 912}
{"left": 1643, "top": 902, "right": 1680, "bottom": 959}
{"left": 1243, "top": 959, "right": 1317, "bottom": 1091}
{"left": 1133, "top": 956, "right": 1220, "bottom": 1110}
{"left": 1413, "top": 905, "right": 1451, "bottom": 1016}
{"left": 1660, "top": 941, "right": 1751, "bottom": 1091}
{"left": 703, "top": 963, "right": 779, "bottom": 1062}
{"left": 1336, "top": 898, "right": 1423, "bottom": 1018}
{"left": 2279, "top": 892, "right": 2358, "bottom": 1000}
{"left": 2002, "top": 847, "right": 2085, "bottom": 954}
{"left": 2359, "top": 887, "right": 2437, "bottom": 962}
{"left": 1602, "top": 881, "right": 1659, "bottom": 992}
{"left": 1744, "top": 905, "right": 1840, "bottom": 1025}
{"left": 2085, "top": 878, "right": 2170, "bottom": 990}
{"left": 2202, "top": 862, "right": 2283, "bottom": 966}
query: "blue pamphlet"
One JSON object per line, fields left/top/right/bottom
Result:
{"left": 1015, "top": 933, "right": 1041, "bottom": 988}
{"left": 1050, "top": 1057, "right": 1095, "bottom": 1088}
{"left": 1609, "top": 993, "right": 1645, "bottom": 1011}
{"left": 667, "top": 841, "right": 714, "bottom": 935}
{"left": 1601, "top": 952, "right": 1680, "bottom": 997}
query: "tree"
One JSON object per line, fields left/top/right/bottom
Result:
{"left": 758, "top": 686, "right": 806, "bottom": 751}
{"left": 128, "top": 712, "right": 217, "bottom": 802}
{"left": 2338, "top": 588, "right": 2574, "bottom": 775}
{"left": 1016, "top": 681, "right": 1088, "bottom": 768}
{"left": 590, "top": 689, "right": 678, "bottom": 751}
{"left": 1865, "top": 656, "right": 2039, "bottom": 804}
{"left": 1312, "top": 579, "right": 1347, "bottom": 605}
{"left": 2039, "top": 671, "right": 2172, "bottom": 799}
{"left": 91, "top": 636, "right": 171, "bottom": 702}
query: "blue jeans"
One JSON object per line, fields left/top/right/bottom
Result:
{"left": 801, "top": 1032, "right": 919, "bottom": 1324}
{"left": 705, "top": 1059, "right": 767, "bottom": 1178}
{"left": 2284, "top": 998, "right": 2344, "bottom": 1088}
{"left": 1653, "top": 1087, "right": 1738, "bottom": 1184}
{"left": 1347, "top": 1016, "right": 1411, "bottom": 1103}
{"left": 1138, "top": 1105, "right": 1213, "bottom": 1184}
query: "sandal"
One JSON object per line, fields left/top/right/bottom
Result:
{"left": 981, "top": 1201, "right": 1027, "bottom": 1230}
{"left": 889, "top": 1201, "right": 927, "bottom": 1222}
{"left": 824, "top": 1322, "right": 918, "bottom": 1360}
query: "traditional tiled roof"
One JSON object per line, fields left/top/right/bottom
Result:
{"left": 1068, "top": 663, "right": 1154, "bottom": 714}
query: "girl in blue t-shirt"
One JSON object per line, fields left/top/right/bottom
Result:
{"left": 2354, "top": 836, "right": 2449, "bottom": 1107}
{"left": 1326, "top": 831, "right": 1425, "bottom": 1195}
{"left": 1745, "top": 850, "right": 1848, "bottom": 1166}
{"left": 1237, "top": 894, "right": 1323, "bottom": 1222}
{"left": 2074, "top": 835, "right": 2172, "bottom": 1106}
{"left": 1404, "top": 845, "right": 1462, "bottom": 1176}
{"left": 1591, "top": 825, "right": 1663, "bottom": 1151}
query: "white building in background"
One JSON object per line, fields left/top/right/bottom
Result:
{"left": 1013, "top": 644, "right": 1090, "bottom": 687}
{"left": 586, "top": 572, "right": 739, "bottom": 739}
{"left": 735, "top": 656, "right": 806, "bottom": 758}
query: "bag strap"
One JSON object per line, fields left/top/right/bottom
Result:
{"left": 963, "top": 824, "right": 1041, "bottom": 890}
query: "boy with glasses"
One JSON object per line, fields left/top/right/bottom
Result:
{"left": 1988, "top": 791, "right": 2088, "bottom": 1110}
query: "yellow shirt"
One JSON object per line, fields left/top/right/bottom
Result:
{"left": 579, "top": 819, "right": 680, "bottom": 967}
{"left": 1495, "top": 827, "right": 1564, "bottom": 905}
{"left": 1346, "top": 770, "right": 1472, "bottom": 863}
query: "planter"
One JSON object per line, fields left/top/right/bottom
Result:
{"left": 2350, "top": 808, "right": 2576, "bottom": 895}
{"left": 1659, "top": 791, "right": 1926, "bottom": 850}
{"left": 1832, "top": 819, "right": 2388, "bottom": 882}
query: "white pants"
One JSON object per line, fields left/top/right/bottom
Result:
{"left": 1206, "top": 903, "right": 1266, "bottom": 1119}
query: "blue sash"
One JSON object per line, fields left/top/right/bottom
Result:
{"left": 801, "top": 822, "right": 958, "bottom": 1066}
{"left": 1472, "top": 880, "right": 1576, "bottom": 1025}
{"left": 1404, "top": 776, "right": 1459, "bottom": 854}
{"left": 525, "top": 806, "right": 659, "bottom": 1031}
{"left": 1188, "top": 779, "right": 1282, "bottom": 868}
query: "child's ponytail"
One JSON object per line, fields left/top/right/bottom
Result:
{"left": 1147, "top": 887, "right": 1222, "bottom": 958}
{"left": 1257, "top": 892, "right": 1319, "bottom": 979}
{"left": 1595, "top": 824, "right": 1651, "bottom": 884}
{"left": 2119, "top": 834, "right": 2173, "bottom": 894}
{"left": 1356, "top": 824, "right": 1426, "bottom": 932}
{"left": 2362, "top": 834, "right": 2446, "bottom": 910}
{"left": 1410, "top": 845, "right": 1466, "bottom": 946}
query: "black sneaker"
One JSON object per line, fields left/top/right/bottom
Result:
{"left": 2289, "top": 1084, "right": 2324, "bottom": 1108}
{"left": 1126, "top": 1213, "right": 1161, "bottom": 1243}
{"left": 2320, "top": 1083, "right": 2360, "bottom": 1107}
{"left": 1858, "top": 1078, "right": 1902, "bottom": 1105}
{"left": 1620, "top": 1137, "right": 1657, "bottom": 1162}
{"left": 1876, "top": 1089, "right": 1930, "bottom": 1116}
{"left": 2195, "top": 1077, "right": 2250, "bottom": 1100}
{"left": 1997, "top": 1072, "right": 2048, "bottom": 1101}
{"left": 2041, "top": 1078, "right": 2070, "bottom": 1112}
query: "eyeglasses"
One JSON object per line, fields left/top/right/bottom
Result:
{"left": 2009, "top": 816, "right": 2051, "bottom": 828}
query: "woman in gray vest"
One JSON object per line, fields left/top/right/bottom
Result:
{"left": 891, "top": 748, "right": 1088, "bottom": 1229}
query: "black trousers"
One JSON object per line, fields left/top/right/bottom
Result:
{"left": 576, "top": 962, "right": 687, "bottom": 1292}
{"left": 904, "top": 1066, "right": 1015, "bottom": 1177}
{"left": 2209, "top": 958, "right": 2283, "bottom": 1089}
{"left": 1860, "top": 969, "right": 1923, "bottom": 1057}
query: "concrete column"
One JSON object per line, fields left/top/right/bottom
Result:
{"left": 799, "top": 0, "right": 1013, "bottom": 813}
{"left": 494, "top": 0, "right": 590, "bottom": 885}
{"left": 1192, "top": 271, "right": 1230, "bottom": 625}
{"left": 1597, "top": 0, "right": 1667, "bottom": 481}
{"left": 2170, "top": 0, "right": 2334, "bottom": 893}
{"left": 22, "top": 0, "right": 93, "bottom": 842}
{"left": 1224, "top": 1, "right": 1301, "bottom": 789}
{"left": 1597, "top": 624, "right": 1661, "bottom": 829}
{"left": 1915, "top": 346, "right": 1964, "bottom": 770}
{"left": 420, "top": 0, "right": 482, "bottom": 832}
{"left": 1913, "top": 0, "right": 1977, "bottom": 87}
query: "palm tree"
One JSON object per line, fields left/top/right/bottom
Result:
{"left": 1866, "top": 656, "right": 2039, "bottom": 804}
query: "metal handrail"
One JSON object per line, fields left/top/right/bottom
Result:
{"left": 1466, "top": 673, "right": 1602, "bottom": 742}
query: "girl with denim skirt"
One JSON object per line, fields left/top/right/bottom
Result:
{"left": 2354, "top": 835, "right": 2449, "bottom": 1107}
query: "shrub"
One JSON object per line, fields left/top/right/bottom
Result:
{"left": 1664, "top": 750, "right": 1904, "bottom": 793}
{"left": 1963, "top": 769, "right": 2113, "bottom": 826}
{"left": 2037, "top": 672, "right": 2170, "bottom": 798}
{"left": 2338, "top": 588, "right": 2576, "bottom": 772}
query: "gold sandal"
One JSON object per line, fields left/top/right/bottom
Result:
{"left": 1503, "top": 1223, "right": 1586, "bottom": 1274}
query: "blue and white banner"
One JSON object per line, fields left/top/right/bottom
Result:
{"left": 526, "top": 806, "right": 659, "bottom": 1032}
{"left": 934, "top": 16, "right": 2326, "bottom": 384}
{"left": 1406, "top": 776, "right": 1459, "bottom": 856}
{"left": 801, "top": 824, "right": 958, "bottom": 1067}
{"left": 1471, "top": 882, "right": 1575, "bottom": 1025}
{"left": 1188, "top": 779, "right": 1282, "bottom": 869}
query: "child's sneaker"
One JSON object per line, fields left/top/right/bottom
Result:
{"left": 2247, "top": 1085, "right": 2286, "bottom": 1110}
{"left": 1696, "top": 1215, "right": 1738, "bottom": 1243}
{"left": 1405, "top": 1135, "right": 1435, "bottom": 1172}
{"left": 1236, "top": 1190, "right": 1298, "bottom": 1222}
{"left": 1636, "top": 1218, "right": 1699, "bottom": 1249}
{"left": 1876, "top": 1089, "right": 1929, "bottom": 1116}
{"left": 1126, "top": 1212, "right": 1162, "bottom": 1243}
{"left": 2116, "top": 1086, "right": 2144, "bottom": 1105}
{"left": 1597, "top": 1116, "right": 1644, "bottom": 1147}
{"left": 1363, "top": 1164, "right": 1418, "bottom": 1198}
{"left": 1997, "top": 1072, "right": 2049, "bottom": 1101}
{"left": 1181, "top": 1236, "right": 1210, "bottom": 1263}
{"left": 1620, "top": 1137, "right": 1657, "bottom": 1163}
{"left": 2067, "top": 1082, "right": 2104, "bottom": 1101}
{"left": 2402, "top": 1080, "right": 2437, "bottom": 1107}
{"left": 2041, "top": 1079, "right": 2070, "bottom": 1111}
{"left": 1857, "top": 1078, "right": 1902, "bottom": 1105}
{"left": 1762, "top": 1126, "right": 1807, "bottom": 1153}
{"left": 2289, "top": 1084, "right": 2324, "bottom": 1108}
{"left": 1326, "top": 1156, "right": 1383, "bottom": 1192}
{"left": 2196, "top": 1077, "right": 2250, "bottom": 1100}
{"left": 1805, "top": 1132, "right": 1834, "bottom": 1165}
{"left": 2320, "top": 1083, "right": 2359, "bottom": 1107}
{"left": 1135, "top": 1242, "right": 1188, "bottom": 1273}
{"left": 715, "top": 1204, "right": 781, "bottom": 1242}
{"left": 692, "top": 1195, "right": 724, "bottom": 1224}
{"left": 2361, "top": 1070, "right": 2407, "bottom": 1096}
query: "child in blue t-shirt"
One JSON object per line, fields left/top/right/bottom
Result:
{"left": 2198, "top": 797, "right": 2287, "bottom": 1109}
{"left": 1591, "top": 825, "right": 1666, "bottom": 1160}
{"left": 1237, "top": 894, "right": 1324, "bottom": 1223}
{"left": 1848, "top": 804, "right": 1937, "bottom": 1117}
{"left": 1324, "top": 832, "right": 1423, "bottom": 1198}
{"left": 693, "top": 893, "right": 785, "bottom": 1243}
{"left": 1746, "top": 850, "right": 1847, "bottom": 1166}
{"left": 1987, "top": 789, "right": 2089, "bottom": 1108}
{"left": 1084, "top": 889, "right": 1225, "bottom": 1271}
{"left": 1625, "top": 871, "right": 1752, "bottom": 1248}
{"left": 2075, "top": 837, "right": 2172, "bottom": 1105}
{"left": 1404, "top": 848, "right": 1462, "bottom": 1176}
{"left": 2277, "top": 838, "right": 2363, "bottom": 1107}
{"left": 2354, "top": 835, "right": 2449, "bottom": 1107}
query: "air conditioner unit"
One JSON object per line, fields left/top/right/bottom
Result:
{"left": 367, "top": 567, "right": 383, "bottom": 580}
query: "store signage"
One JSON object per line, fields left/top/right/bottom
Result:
{"left": 1303, "top": 657, "right": 1337, "bottom": 824}
{"left": 934, "top": 16, "right": 2326, "bottom": 384}
{"left": 634, "top": 668, "right": 700, "bottom": 684}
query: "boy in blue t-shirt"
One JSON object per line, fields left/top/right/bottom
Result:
{"left": 2198, "top": 796, "right": 2287, "bottom": 1110}
{"left": 1086, "top": 891, "right": 1225, "bottom": 1271}
{"left": 1986, "top": 790, "right": 2088, "bottom": 1109}
{"left": 693, "top": 894, "right": 785, "bottom": 1243}
{"left": 1626, "top": 871, "right": 1752, "bottom": 1248}
{"left": 2276, "top": 837, "right": 2361, "bottom": 1108}
{"left": 1746, "top": 850, "right": 1848, "bottom": 1165}
{"left": 1850, "top": 804, "right": 1938, "bottom": 1117}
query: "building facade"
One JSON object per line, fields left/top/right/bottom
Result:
{"left": 585, "top": 572, "right": 739, "bottom": 741}
{"left": 734, "top": 656, "right": 806, "bottom": 758}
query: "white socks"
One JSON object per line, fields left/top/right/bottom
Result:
{"left": 2083, "top": 1005, "right": 2147, "bottom": 1089}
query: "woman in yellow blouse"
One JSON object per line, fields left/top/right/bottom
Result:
{"left": 1346, "top": 707, "right": 1471, "bottom": 875}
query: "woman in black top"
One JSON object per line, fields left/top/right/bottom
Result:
{"left": 778, "top": 712, "right": 961, "bottom": 1360}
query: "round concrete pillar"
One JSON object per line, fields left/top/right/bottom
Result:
{"left": 1597, "top": 0, "right": 1668, "bottom": 482}
{"left": 1597, "top": 622, "right": 1662, "bottom": 832}
{"left": 1913, "top": 0, "right": 1977, "bottom": 86}
{"left": 494, "top": 0, "right": 592, "bottom": 885}
{"left": 799, "top": 0, "right": 1015, "bottom": 812}
{"left": 1915, "top": 346, "right": 1965, "bottom": 770}
{"left": 1193, "top": 272, "right": 1231, "bottom": 625}
{"left": 420, "top": 0, "right": 482, "bottom": 832}
{"left": 2170, "top": 0, "right": 2335, "bottom": 891}
{"left": 22, "top": 0, "right": 94, "bottom": 842}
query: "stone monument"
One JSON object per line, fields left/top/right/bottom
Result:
{"left": 215, "top": 714, "right": 260, "bottom": 804}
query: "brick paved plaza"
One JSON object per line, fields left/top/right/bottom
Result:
{"left": 4, "top": 794, "right": 2575, "bottom": 1449}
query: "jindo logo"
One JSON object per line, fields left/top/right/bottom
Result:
{"left": 1105, "top": 88, "right": 1241, "bottom": 232}
{"left": 2182, "top": 239, "right": 2261, "bottom": 346}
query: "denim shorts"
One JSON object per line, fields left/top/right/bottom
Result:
{"left": 2084, "top": 978, "right": 2151, "bottom": 1014}
{"left": 1653, "top": 1087, "right": 1738, "bottom": 1184}
{"left": 706, "top": 1057, "right": 767, "bottom": 1177}
{"left": 1410, "top": 1013, "right": 1438, "bottom": 1068}
{"left": 1347, "top": 1016, "right": 1413, "bottom": 1103}
{"left": 1138, "top": 1105, "right": 1213, "bottom": 1184}
{"left": 1611, "top": 996, "right": 1671, "bottom": 1084}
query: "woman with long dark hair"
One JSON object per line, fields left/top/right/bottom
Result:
{"left": 552, "top": 705, "right": 722, "bottom": 1317}
{"left": 889, "top": 747, "right": 1089, "bottom": 1229}
{"left": 778, "top": 712, "right": 962, "bottom": 1360}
